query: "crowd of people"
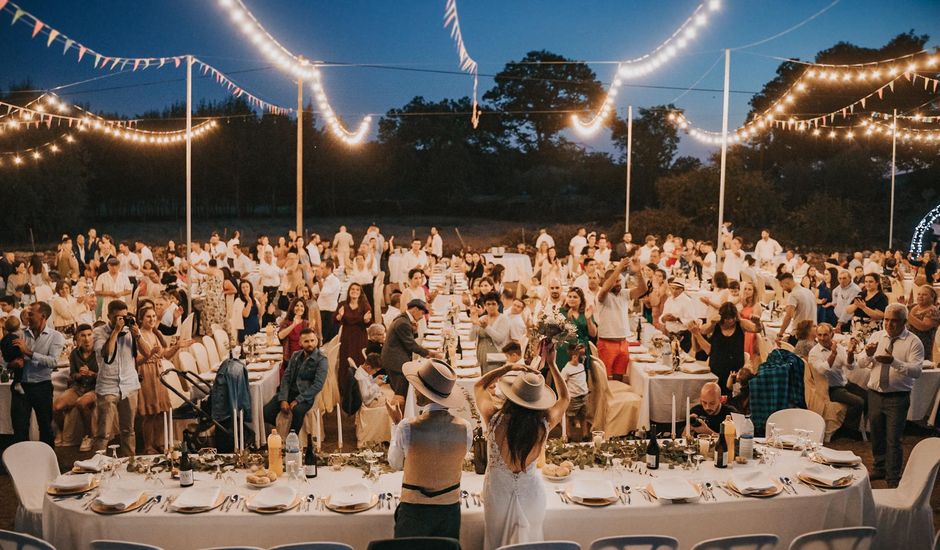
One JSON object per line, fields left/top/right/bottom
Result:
{"left": 1, "top": 223, "right": 938, "bottom": 547}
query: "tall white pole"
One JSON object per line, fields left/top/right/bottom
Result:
{"left": 625, "top": 105, "right": 633, "bottom": 234}
{"left": 186, "top": 55, "right": 193, "bottom": 298}
{"left": 889, "top": 108, "right": 897, "bottom": 249}
{"left": 716, "top": 49, "right": 731, "bottom": 269}
{"left": 296, "top": 79, "right": 304, "bottom": 237}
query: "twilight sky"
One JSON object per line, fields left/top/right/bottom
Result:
{"left": 4, "top": 0, "right": 939, "bottom": 158}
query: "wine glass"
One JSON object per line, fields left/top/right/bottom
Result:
{"left": 683, "top": 447, "right": 696, "bottom": 470}
{"left": 794, "top": 429, "right": 810, "bottom": 456}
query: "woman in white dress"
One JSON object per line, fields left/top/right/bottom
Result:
{"left": 474, "top": 359, "right": 569, "bottom": 550}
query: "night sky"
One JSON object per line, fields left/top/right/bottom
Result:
{"left": 4, "top": 0, "right": 940, "bottom": 158}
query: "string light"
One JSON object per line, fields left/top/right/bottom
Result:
{"left": 572, "top": 0, "right": 721, "bottom": 136}
{"left": 911, "top": 203, "right": 940, "bottom": 255}
{"left": 216, "top": 0, "right": 371, "bottom": 144}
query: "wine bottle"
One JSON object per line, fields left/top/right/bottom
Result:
{"left": 456, "top": 334, "right": 463, "bottom": 358}
{"left": 179, "top": 436, "right": 194, "bottom": 487}
{"left": 645, "top": 428, "right": 660, "bottom": 470}
{"left": 304, "top": 434, "right": 318, "bottom": 478}
{"left": 723, "top": 415, "right": 736, "bottom": 463}
{"left": 715, "top": 423, "right": 729, "bottom": 468}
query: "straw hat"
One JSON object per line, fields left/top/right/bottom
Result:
{"left": 402, "top": 358, "right": 463, "bottom": 408}
{"left": 498, "top": 371, "right": 557, "bottom": 411}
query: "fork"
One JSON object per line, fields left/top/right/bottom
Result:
{"left": 385, "top": 492, "right": 395, "bottom": 510}
{"left": 144, "top": 495, "right": 163, "bottom": 513}
{"left": 471, "top": 492, "right": 481, "bottom": 507}
{"left": 783, "top": 477, "right": 800, "bottom": 494}
{"left": 554, "top": 489, "right": 569, "bottom": 504}
{"left": 136, "top": 496, "right": 157, "bottom": 513}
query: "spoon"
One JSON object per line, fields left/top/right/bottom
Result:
{"left": 621, "top": 485, "right": 631, "bottom": 505}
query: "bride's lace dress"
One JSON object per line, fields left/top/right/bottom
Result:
{"left": 482, "top": 412, "right": 548, "bottom": 550}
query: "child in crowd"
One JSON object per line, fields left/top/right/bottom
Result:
{"left": 355, "top": 352, "right": 392, "bottom": 407}
{"left": 561, "top": 343, "right": 590, "bottom": 441}
{"left": 501, "top": 341, "right": 523, "bottom": 367}
{"left": 1, "top": 316, "right": 25, "bottom": 395}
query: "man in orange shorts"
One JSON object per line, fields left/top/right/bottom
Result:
{"left": 595, "top": 256, "right": 647, "bottom": 380}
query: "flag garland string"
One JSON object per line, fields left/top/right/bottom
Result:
{"left": 443, "top": 0, "right": 480, "bottom": 128}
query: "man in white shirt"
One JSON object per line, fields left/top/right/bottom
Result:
{"left": 383, "top": 293, "right": 402, "bottom": 329}
{"left": 614, "top": 233, "right": 634, "bottom": 261}
{"left": 258, "top": 250, "right": 283, "bottom": 297}
{"left": 427, "top": 227, "right": 443, "bottom": 259}
{"left": 401, "top": 239, "right": 428, "bottom": 275}
{"left": 535, "top": 228, "right": 555, "bottom": 251}
{"left": 208, "top": 232, "right": 227, "bottom": 261}
{"left": 754, "top": 230, "right": 782, "bottom": 267}
{"left": 809, "top": 323, "right": 866, "bottom": 439}
{"left": 638, "top": 235, "right": 657, "bottom": 265}
{"left": 225, "top": 230, "right": 241, "bottom": 260}
{"left": 593, "top": 236, "right": 612, "bottom": 268}
{"left": 568, "top": 227, "right": 587, "bottom": 259}
{"left": 305, "top": 234, "right": 322, "bottom": 267}
{"left": 317, "top": 260, "right": 341, "bottom": 341}
{"left": 572, "top": 258, "right": 597, "bottom": 293}
{"left": 792, "top": 254, "right": 809, "bottom": 281}
{"left": 231, "top": 246, "right": 255, "bottom": 279}
{"left": 855, "top": 304, "right": 923, "bottom": 486}
{"left": 775, "top": 273, "right": 816, "bottom": 344}
{"left": 94, "top": 258, "right": 133, "bottom": 319}
{"left": 134, "top": 240, "right": 154, "bottom": 265}
{"left": 541, "top": 278, "right": 565, "bottom": 317}
{"left": 595, "top": 256, "right": 646, "bottom": 380}
{"left": 722, "top": 237, "right": 745, "bottom": 281}
{"left": 659, "top": 279, "right": 696, "bottom": 351}
{"left": 189, "top": 242, "right": 209, "bottom": 269}
{"left": 116, "top": 242, "right": 141, "bottom": 286}
{"left": 701, "top": 241, "right": 717, "bottom": 283}
{"left": 832, "top": 270, "right": 861, "bottom": 333}
{"left": 332, "top": 226, "right": 354, "bottom": 269}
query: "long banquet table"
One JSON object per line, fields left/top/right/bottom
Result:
{"left": 43, "top": 445, "right": 875, "bottom": 550}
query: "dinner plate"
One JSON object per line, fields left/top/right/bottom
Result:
{"left": 248, "top": 495, "right": 303, "bottom": 514}
{"left": 645, "top": 481, "right": 703, "bottom": 503}
{"left": 172, "top": 494, "right": 227, "bottom": 514}
{"left": 324, "top": 494, "right": 379, "bottom": 514}
{"left": 563, "top": 492, "right": 617, "bottom": 507}
{"left": 810, "top": 454, "right": 861, "bottom": 468}
{"left": 797, "top": 473, "right": 854, "bottom": 489}
{"left": 90, "top": 493, "right": 150, "bottom": 515}
{"left": 246, "top": 478, "right": 275, "bottom": 489}
{"left": 725, "top": 478, "right": 784, "bottom": 498}
{"left": 47, "top": 478, "right": 99, "bottom": 496}
{"left": 542, "top": 472, "right": 571, "bottom": 483}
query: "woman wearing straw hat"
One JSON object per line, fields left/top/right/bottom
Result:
{"left": 386, "top": 358, "right": 472, "bottom": 541}
{"left": 474, "top": 358, "right": 569, "bottom": 549}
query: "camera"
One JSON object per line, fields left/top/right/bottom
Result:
{"left": 123, "top": 314, "right": 136, "bottom": 326}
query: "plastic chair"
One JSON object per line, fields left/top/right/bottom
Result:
{"left": 871, "top": 438, "right": 940, "bottom": 550}
{"left": 765, "top": 409, "right": 826, "bottom": 444}
{"left": 160, "top": 360, "right": 186, "bottom": 409}
{"left": 366, "top": 538, "right": 461, "bottom": 550}
{"left": 498, "top": 542, "right": 581, "bottom": 550}
{"left": 1, "top": 442, "right": 60, "bottom": 538}
{"left": 787, "top": 527, "right": 876, "bottom": 550}
{"left": 692, "top": 534, "right": 778, "bottom": 550}
{"left": 190, "top": 342, "right": 212, "bottom": 374}
{"left": 269, "top": 544, "right": 353, "bottom": 550}
{"left": 199, "top": 547, "right": 264, "bottom": 550}
{"left": 177, "top": 350, "right": 199, "bottom": 376}
{"left": 0, "top": 529, "right": 56, "bottom": 550}
{"left": 589, "top": 536, "right": 679, "bottom": 550}
{"left": 212, "top": 327, "right": 230, "bottom": 358}
{"left": 90, "top": 541, "right": 165, "bottom": 550}
{"left": 203, "top": 335, "right": 221, "bottom": 367}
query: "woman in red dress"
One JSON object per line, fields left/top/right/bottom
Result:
{"left": 277, "top": 297, "right": 309, "bottom": 378}
{"left": 336, "top": 282, "right": 372, "bottom": 395}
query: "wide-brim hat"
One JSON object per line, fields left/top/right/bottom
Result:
{"left": 667, "top": 278, "right": 685, "bottom": 290}
{"left": 498, "top": 371, "right": 557, "bottom": 411}
{"left": 403, "top": 358, "right": 464, "bottom": 408}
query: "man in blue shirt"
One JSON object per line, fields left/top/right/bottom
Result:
{"left": 92, "top": 300, "right": 141, "bottom": 456}
{"left": 10, "top": 301, "right": 65, "bottom": 446}
{"left": 262, "top": 328, "right": 328, "bottom": 433}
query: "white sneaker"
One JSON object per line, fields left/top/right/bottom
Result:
{"left": 79, "top": 436, "right": 93, "bottom": 452}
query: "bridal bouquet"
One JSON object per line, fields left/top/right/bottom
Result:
{"left": 530, "top": 310, "right": 578, "bottom": 347}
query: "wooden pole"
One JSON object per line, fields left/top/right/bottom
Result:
{"left": 889, "top": 108, "right": 897, "bottom": 249}
{"left": 716, "top": 49, "right": 730, "bottom": 270}
{"left": 296, "top": 79, "right": 304, "bottom": 237}
{"left": 186, "top": 55, "right": 193, "bottom": 298}
{"left": 625, "top": 105, "right": 633, "bottom": 233}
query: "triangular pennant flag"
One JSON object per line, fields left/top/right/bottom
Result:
{"left": 143, "top": 59, "right": 150, "bottom": 70}
{"left": 11, "top": 8, "right": 24, "bottom": 25}
{"left": 158, "top": 58, "right": 166, "bottom": 68}
{"left": 133, "top": 59, "right": 140, "bottom": 71}
{"left": 63, "top": 38, "right": 74, "bottom": 55}
{"left": 830, "top": 113, "right": 835, "bottom": 123}
{"left": 111, "top": 58, "right": 121, "bottom": 70}
{"left": 201, "top": 64, "right": 209, "bottom": 75}
{"left": 45, "top": 115, "right": 52, "bottom": 128}
{"left": 93, "top": 53, "right": 101, "bottom": 67}
{"left": 174, "top": 57, "right": 180, "bottom": 68}
{"left": 877, "top": 88, "right": 883, "bottom": 99}
{"left": 842, "top": 108, "right": 847, "bottom": 118}
{"left": 905, "top": 72, "right": 911, "bottom": 81}
{"left": 849, "top": 104, "right": 854, "bottom": 114}
{"left": 934, "top": 80, "right": 938, "bottom": 93}
{"left": 68, "top": 119, "right": 73, "bottom": 128}
{"left": 31, "top": 18, "right": 43, "bottom": 37}
{"left": 0, "top": 0, "right": 8, "bottom": 11}
{"left": 46, "top": 29, "right": 59, "bottom": 46}
{"left": 925, "top": 77, "right": 930, "bottom": 91}
{"left": 888, "top": 81, "right": 894, "bottom": 92}
{"left": 861, "top": 98, "right": 866, "bottom": 109}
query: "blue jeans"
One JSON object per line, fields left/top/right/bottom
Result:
{"left": 262, "top": 395, "right": 313, "bottom": 434}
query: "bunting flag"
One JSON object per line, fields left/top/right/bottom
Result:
{"left": 0, "top": 0, "right": 185, "bottom": 72}
{"left": 443, "top": 0, "right": 480, "bottom": 128}
{"left": 192, "top": 58, "right": 293, "bottom": 116}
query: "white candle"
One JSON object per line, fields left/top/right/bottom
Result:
{"left": 233, "top": 408, "right": 239, "bottom": 451}
{"left": 169, "top": 409, "right": 174, "bottom": 449}
{"left": 671, "top": 393, "right": 676, "bottom": 440}
{"left": 686, "top": 396, "right": 691, "bottom": 443}
{"left": 163, "top": 412, "right": 169, "bottom": 452}
{"left": 239, "top": 410, "right": 245, "bottom": 450}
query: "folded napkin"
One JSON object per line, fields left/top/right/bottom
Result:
{"left": 777, "top": 434, "right": 800, "bottom": 447}
{"left": 650, "top": 478, "right": 699, "bottom": 500}
{"left": 632, "top": 353, "right": 656, "bottom": 363}
{"left": 259, "top": 353, "right": 282, "bottom": 361}
{"left": 569, "top": 479, "right": 616, "bottom": 500}
{"left": 95, "top": 488, "right": 145, "bottom": 510}
{"left": 815, "top": 447, "right": 862, "bottom": 464}
{"left": 247, "top": 363, "right": 273, "bottom": 371}
{"left": 455, "top": 358, "right": 478, "bottom": 368}
{"left": 631, "top": 345, "right": 649, "bottom": 354}
{"left": 680, "top": 363, "right": 711, "bottom": 374}
{"left": 74, "top": 454, "right": 110, "bottom": 472}
{"left": 330, "top": 483, "right": 372, "bottom": 507}
{"left": 455, "top": 367, "right": 481, "bottom": 378}
{"left": 249, "top": 485, "right": 298, "bottom": 510}
{"left": 265, "top": 346, "right": 283, "bottom": 353}
{"left": 800, "top": 465, "right": 853, "bottom": 486}
{"left": 423, "top": 334, "right": 444, "bottom": 342}
{"left": 172, "top": 486, "right": 222, "bottom": 510}
{"left": 730, "top": 471, "right": 776, "bottom": 494}
{"left": 50, "top": 473, "right": 93, "bottom": 490}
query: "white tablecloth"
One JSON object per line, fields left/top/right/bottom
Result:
{"left": 43, "top": 446, "right": 875, "bottom": 550}
{"left": 0, "top": 369, "right": 69, "bottom": 436}
{"left": 483, "top": 253, "right": 532, "bottom": 283}
{"left": 629, "top": 361, "right": 718, "bottom": 427}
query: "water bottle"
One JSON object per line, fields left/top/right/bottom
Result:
{"left": 285, "top": 430, "right": 302, "bottom": 478}
{"left": 740, "top": 415, "right": 755, "bottom": 461}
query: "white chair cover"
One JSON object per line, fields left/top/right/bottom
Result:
{"left": 0, "top": 529, "right": 56, "bottom": 550}
{"left": 269, "top": 544, "right": 354, "bottom": 550}
{"left": 1, "top": 442, "right": 59, "bottom": 537}
{"left": 498, "top": 542, "right": 580, "bottom": 550}
{"left": 90, "top": 540, "right": 165, "bottom": 550}
{"left": 177, "top": 351, "right": 199, "bottom": 376}
{"left": 589, "top": 535, "right": 679, "bottom": 550}
{"left": 203, "top": 335, "right": 221, "bottom": 367}
{"left": 691, "top": 534, "right": 778, "bottom": 550}
{"left": 872, "top": 437, "right": 940, "bottom": 550}
{"left": 190, "top": 342, "right": 211, "bottom": 374}
{"left": 160, "top": 359, "right": 186, "bottom": 410}
{"left": 212, "top": 328, "right": 230, "bottom": 359}
{"left": 788, "top": 527, "right": 876, "bottom": 550}
{"left": 765, "top": 408, "right": 826, "bottom": 444}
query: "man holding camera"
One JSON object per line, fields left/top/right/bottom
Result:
{"left": 92, "top": 300, "right": 141, "bottom": 456}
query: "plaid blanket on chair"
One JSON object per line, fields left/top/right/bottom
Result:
{"left": 749, "top": 349, "right": 807, "bottom": 435}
